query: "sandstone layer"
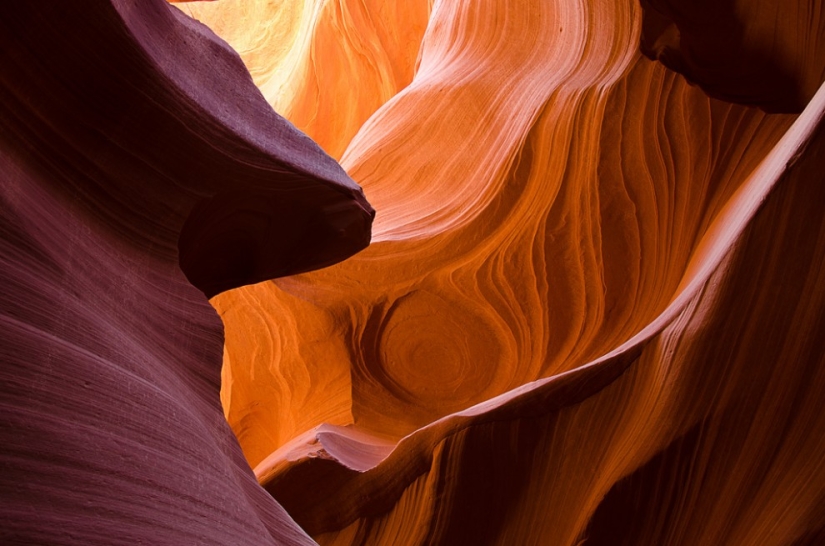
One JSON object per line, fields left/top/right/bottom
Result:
{"left": 3, "top": 0, "right": 825, "bottom": 545}
{"left": 0, "top": 2, "right": 370, "bottom": 544}
{"left": 185, "top": 0, "right": 825, "bottom": 544}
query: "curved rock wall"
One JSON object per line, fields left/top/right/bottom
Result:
{"left": 189, "top": 0, "right": 825, "bottom": 544}
{"left": 3, "top": 0, "right": 825, "bottom": 544}
{"left": 1, "top": 1, "right": 370, "bottom": 544}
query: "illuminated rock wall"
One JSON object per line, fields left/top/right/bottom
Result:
{"left": 2, "top": 0, "right": 825, "bottom": 544}
{"left": 186, "top": 0, "right": 825, "bottom": 544}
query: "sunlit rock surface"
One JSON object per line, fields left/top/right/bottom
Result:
{"left": 3, "top": 0, "right": 825, "bottom": 544}
{"left": 176, "top": 0, "right": 430, "bottom": 160}
{"left": 188, "top": 0, "right": 825, "bottom": 544}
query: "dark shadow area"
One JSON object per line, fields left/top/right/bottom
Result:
{"left": 179, "top": 188, "right": 372, "bottom": 298}
{"left": 582, "top": 423, "right": 704, "bottom": 546}
{"left": 640, "top": 0, "right": 813, "bottom": 113}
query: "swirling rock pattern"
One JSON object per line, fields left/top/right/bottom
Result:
{"left": 2, "top": 0, "right": 825, "bottom": 545}
{"left": 175, "top": 0, "right": 430, "bottom": 160}
{"left": 188, "top": 0, "right": 825, "bottom": 544}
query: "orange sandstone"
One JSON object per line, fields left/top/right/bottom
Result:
{"left": 181, "top": 0, "right": 825, "bottom": 544}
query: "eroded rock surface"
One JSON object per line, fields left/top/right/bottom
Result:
{"left": 189, "top": 1, "right": 825, "bottom": 544}
{"left": 0, "top": 2, "right": 370, "bottom": 544}
{"left": 3, "top": 0, "right": 825, "bottom": 545}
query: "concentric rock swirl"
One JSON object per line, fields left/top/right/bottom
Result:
{"left": 3, "top": 0, "right": 825, "bottom": 544}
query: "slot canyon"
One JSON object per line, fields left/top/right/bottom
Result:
{"left": 2, "top": 0, "right": 825, "bottom": 544}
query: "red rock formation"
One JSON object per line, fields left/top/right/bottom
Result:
{"left": 175, "top": 0, "right": 431, "bottom": 160}
{"left": 0, "top": 1, "right": 370, "bottom": 544}
{"left": 3, "top": 0, "right": 825, "bottom": 545}
{"left": 186, "top": 0, "right": 825, "bottom": 544}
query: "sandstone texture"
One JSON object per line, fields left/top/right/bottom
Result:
{"left": 3, "top": 0, "right": 825, "bottom": 545}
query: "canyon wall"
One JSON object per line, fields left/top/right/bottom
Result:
{"left": 0, "top": 2, "right": 370, "bottom": 544}
{"left": 3, "top": 0, "right": 825, "bottom": 544}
